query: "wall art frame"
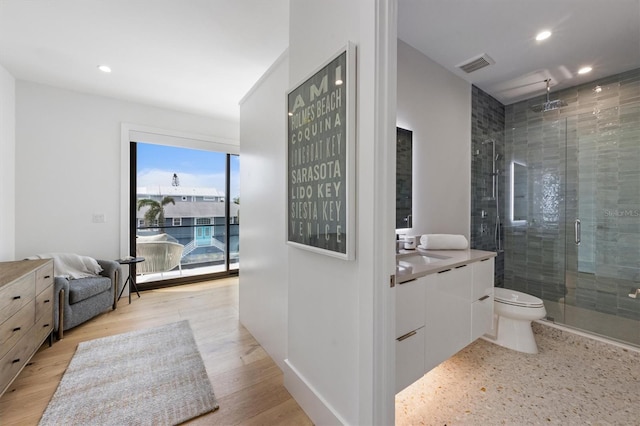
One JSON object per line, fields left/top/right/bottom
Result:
{"left": 286, "top": 43, "right": 356, "bottom": 260}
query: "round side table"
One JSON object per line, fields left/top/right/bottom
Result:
{"left": 117, "top": 257, "right": 145, "bottom": 304}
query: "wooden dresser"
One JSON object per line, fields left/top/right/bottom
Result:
{"left": 0, "top": 259, "right": 54, "bottom": 396}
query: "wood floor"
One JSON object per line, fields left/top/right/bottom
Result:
{"left": 0, "top": 277, "right": 312, "bottom": 425}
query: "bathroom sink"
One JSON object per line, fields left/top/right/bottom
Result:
{"left": 396, "top": 253, "right": 451, "bottom": 274}
{"left": 401, "top": 253, "right": 450, "bottom": 265}
{"left": 396, "top": 262, "right": 413, "bottom": 273}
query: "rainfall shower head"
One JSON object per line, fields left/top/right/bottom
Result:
{"left": 531, "top": 99, "right": 567, "bottom": 112}
{"left": 531, "top": 79, "right": 567, "bottom": 112}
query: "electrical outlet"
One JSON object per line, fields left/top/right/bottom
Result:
{"left": 92, "top": 213, "right": 106, "bottom": 223}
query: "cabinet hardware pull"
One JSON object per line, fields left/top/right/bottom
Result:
{"left": 12, "top": 359, "right": 21, "bottom": 364}
{"left": 481, "top": 258, "right": 490, "bottom": 262}
{"left": 12, "top": 296, "right": 21, "bottom": 300}
{"left": 397, "top": 330, "right": 417, "bottom": 342}
{"left": 43, "top": 323, "right": 50, "bottom": 328}
{"left": 12, "top": 327, "right": 21, "bottom": 332}
{"left": 398, "top": 278, "right": 417, "bottom": 285}
{"left": 44, "top": 275, "right": 51, "bottom": 279}
{"left": 44, "top": 299, "right": 50, "bottom": 303}
{"left": 455, "top": 264, "right": 467, "bottom": 269}
{"left": 479, "top": 295, "right": 490, "bottom": 301}
{"left": 438, "top": 269, "right": 451, "bottom": 274}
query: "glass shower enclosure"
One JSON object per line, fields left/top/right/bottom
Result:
{"left": 501, "top": 101, "right": 640, "bottom": 347}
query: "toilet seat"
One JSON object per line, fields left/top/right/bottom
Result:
{"left": 494, "top": 287, "right": 544, "bottom": 308}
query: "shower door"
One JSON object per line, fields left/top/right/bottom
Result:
{"left": 563, "top": 103, "right": 640, "bottom": 346}
{"left": 502, "top": 114, "right": 568, "bottom": 321}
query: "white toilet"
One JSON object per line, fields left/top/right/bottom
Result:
{"left": 485, "top": 287, "right": 547, "bottom": 354}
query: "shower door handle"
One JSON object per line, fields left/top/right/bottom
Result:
{"left": 575, "top": 219, "right": 581, "bottom": 245}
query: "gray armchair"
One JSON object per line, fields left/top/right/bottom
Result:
{"left": 53, "top": 260, "right": 122, "bottom": 339}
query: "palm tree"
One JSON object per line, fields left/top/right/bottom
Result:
{"left": 137, "top": 196, "right": 175, "bottom": 232}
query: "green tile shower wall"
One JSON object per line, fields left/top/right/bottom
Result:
{"left": 472, "top": 68, "right": 640, "bottom": 322}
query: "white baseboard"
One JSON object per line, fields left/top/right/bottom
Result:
{"left": 283, "top": 359, "right": 346, "bottom": 425}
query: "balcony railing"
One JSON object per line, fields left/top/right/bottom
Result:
{"left": 135, "top": 223, "right": 239, "bottom": 283}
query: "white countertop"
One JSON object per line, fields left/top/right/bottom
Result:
{"left": 396, "top": 247, "right": 496, "bottom": 283}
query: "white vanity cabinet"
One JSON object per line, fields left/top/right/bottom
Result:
{"left": 395, "top": 276, "right": 426, "bottom": 393}
{"left": 395, "top": 251, "right": 496, "bottom": 393}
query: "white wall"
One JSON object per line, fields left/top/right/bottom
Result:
{"left": 397, "top": 40, "right": 471, "bottom": 238}
{"left": 238, "top": 51, "right": 289, "bottom": 371}
{"left": 0, "top": 65, "right": 16, "bottom": 260}
{"left": 285, "top": 1, "right": 395, "bottom": 425}
{"left": 14, "top": 81, "right": 238, "bottom": 260}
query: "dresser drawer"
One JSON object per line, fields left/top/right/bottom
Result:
{"left": 35, "top": 285, "right": 54, "bottom": 321}
{"left": 34, "top": 311, "right": 53, "bottom": 344}
{"left": 0, "top": 275, "right": 35, "bottom": 325}
{"left": 0, "top": 330, "right": 39, "bottom": 394}
{"left": 35, "top": 263, "right": 54, "bottom": 295}
{"left": 0, "top": 302, "right": 35, "bottom": 359}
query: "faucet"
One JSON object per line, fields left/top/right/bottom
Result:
{"left": 403, "top": 214, "right": 412, "bottom": 228}
{"left": 629, "top": 288, "right": 640, "bottom": 299}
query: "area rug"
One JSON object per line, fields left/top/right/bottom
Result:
{"left": 39, "top": 320, "right": 218, "bottom": 426}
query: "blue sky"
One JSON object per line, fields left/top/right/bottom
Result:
{"left": 137, "top": 143, "right": 239, "bottom": 199}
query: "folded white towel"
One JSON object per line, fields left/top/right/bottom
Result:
{"left": 419, "top": 234, "right": 468, "bottom": 250}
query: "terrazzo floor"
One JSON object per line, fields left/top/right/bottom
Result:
{"left": 396, "top": 322, "right": 640, "bottom": 425}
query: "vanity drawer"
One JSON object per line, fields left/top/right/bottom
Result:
{"left": 396, "top": 326, "right": 425, "bottom": 393}
{"left": 396, "top": 275, "right": 427, "bottom": 338}
{"left": 435, "top": 264, "right": 472, "bottom": 300}
{"left": 0, "top": 302, "right": 35, "bottom": 359}
{"left": 472, "top": 258, "right": 494, "bottom": 301}
{"left": 0, "top": 275, "right": 35, "bottom": 325}
{"left": 471, "top": 294, "right": 494, "bottom": 341}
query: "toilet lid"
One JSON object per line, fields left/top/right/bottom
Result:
{"left": 494, "top": 287, "right": 545, "bottom": 308}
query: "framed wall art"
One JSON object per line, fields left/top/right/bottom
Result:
{"left": 286, "top": 43, "right": 356, "bottom": 260}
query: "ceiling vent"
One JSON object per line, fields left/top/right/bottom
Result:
{"left": 457, "top": 54, "right": 495, "bottom": 74}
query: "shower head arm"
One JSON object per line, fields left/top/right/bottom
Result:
{"left": 545, "top": 79, "right": 551, "bottom": 102}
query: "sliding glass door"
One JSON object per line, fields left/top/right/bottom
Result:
{"left": 131, "top": 142, "right": 239, "bottom": 287}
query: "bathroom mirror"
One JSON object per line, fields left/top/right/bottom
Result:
{"left": 396, "top": 127, "right": 413, "bottom": 229}
{"left": 512, "top": 161, "right": 527, "bottom": 222}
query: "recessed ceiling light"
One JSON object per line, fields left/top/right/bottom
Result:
{"left": 578, "top": 66, "right": 593, "bottom": 75}
{"left": 535, "top": 30, "right": 552, "bottom": 41}
{"left": 97, "top": 65, "right": 112, "bottom": 73}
